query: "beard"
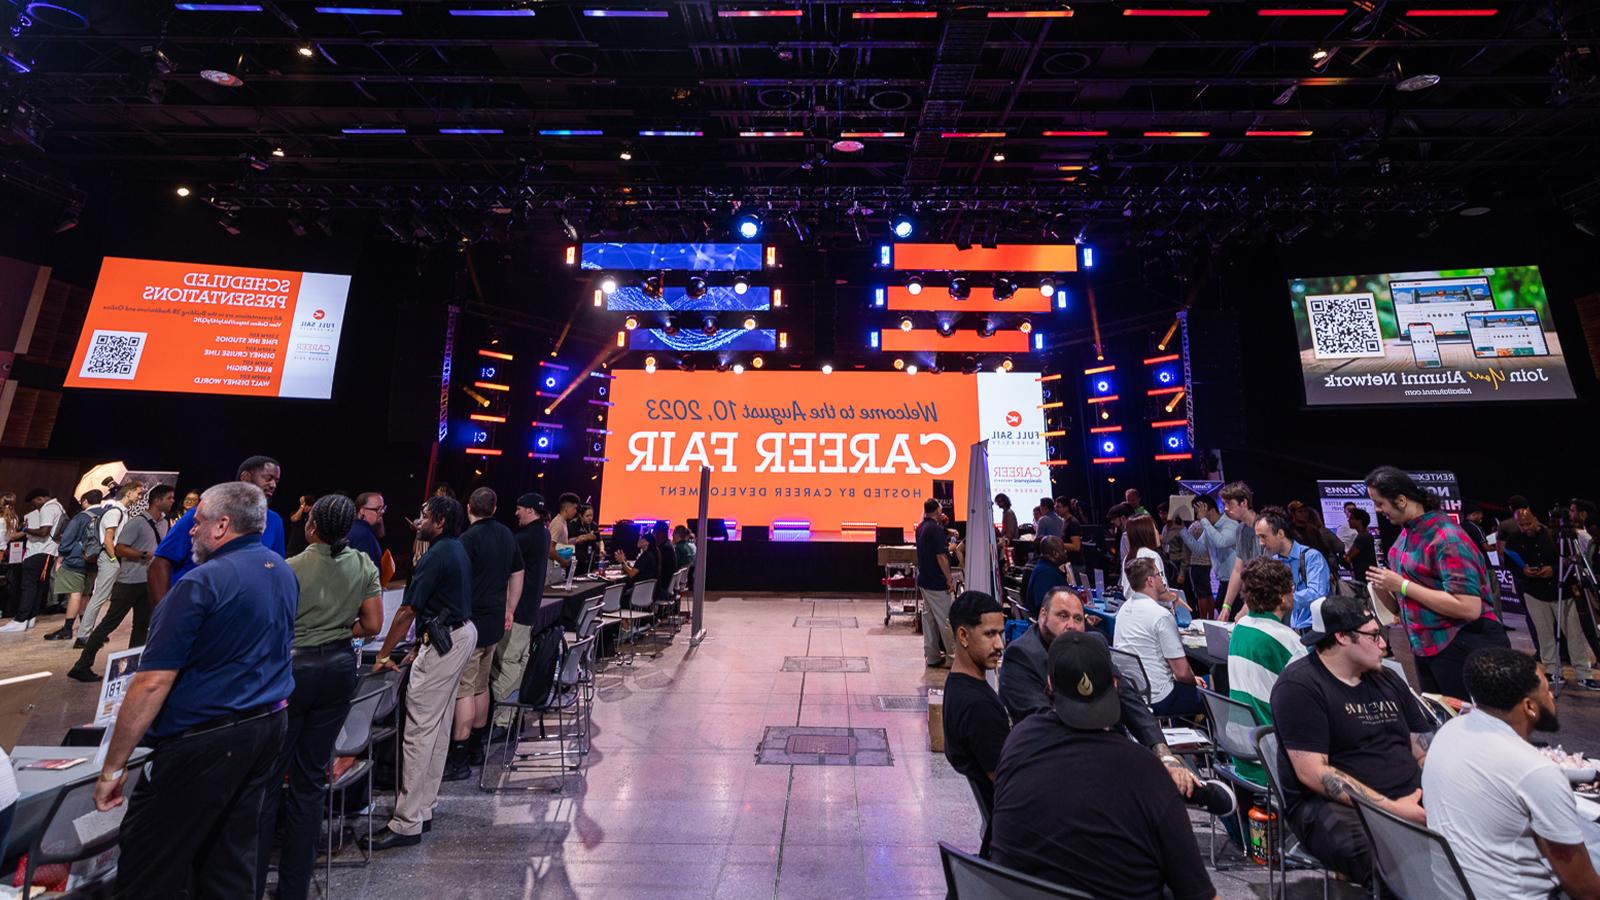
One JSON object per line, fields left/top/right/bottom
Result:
{"left": 1533, "top": 702, "right": 1561, "bottom": 733}
{"left": 191, "top": 531, "right": 217, "bottom": 565}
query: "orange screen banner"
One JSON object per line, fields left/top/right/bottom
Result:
{"left": 599, "top": 370, "right": 1052, "bottom": 533}
{"left": 879, "top": 329, "right": 1031, "bottom": 353}
{"left": 891, "top": 243, "right": 1080, "bottom": 272}
{"left": 886, "top": 285, "right": 1053, "bottom": 313}
{"left": 64, "top": 257, "right": 352, "bottom": 399}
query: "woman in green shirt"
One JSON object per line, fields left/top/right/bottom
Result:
{"left": 257, "top": 494, "right": 383, "bottom": 900}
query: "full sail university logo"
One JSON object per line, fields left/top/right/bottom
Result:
{"left": 313, "top": 309, "right": 325, "bottom": 320}
{"left": 1005, "top": 410, "right": 1022, "bottom": 428}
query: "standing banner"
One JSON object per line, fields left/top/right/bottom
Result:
{"left": 690, "top": 466, "right": 709, "bottom": 645}
{"left": 1317, "top": 470, "right": 1461, "bottom": 529}
{"left": 964, "top": 441, "right": 998, "bottom": 601}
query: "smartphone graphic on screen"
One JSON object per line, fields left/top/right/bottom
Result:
{"left": 1410, "top": 323, "right": 1442, "bottom": 369}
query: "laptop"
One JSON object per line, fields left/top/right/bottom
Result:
{"left": 1201, "top": 620, "right": 1235, "bottom": 660}
{"left": 0, "top": 671, "right": 51, "bottom": 753}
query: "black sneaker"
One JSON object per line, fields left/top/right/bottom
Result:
{"left": 1576, "top": 679, "right": 1600, "bottom": 692}
{"left": 43, "top": 626, "right": 74, "bottom": 641}
{"left": 67, "top": 667, "right": 100, "bottom": 682}
{"left": 441, "top": 759, "right": 472, "bottom": 782}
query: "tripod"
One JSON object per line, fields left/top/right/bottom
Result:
{"left": 1551, "top": 525, "right": 1600, "bottom": 697}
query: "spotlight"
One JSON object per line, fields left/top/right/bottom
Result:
{"left": 937, "top": 319, "right": 954, "bottom": 336}
{"left": 978, "top": 319, "right": 996, "bottom": 338}
{"left": 643, "top": 275, "right": 663, "bottom": 298}
{"left": 893, "top": 358, "right": 905, "bottom": 370}
{"left": 297, "top": 45, "right": 315, "bottom": 57}
{"left": 890, "top": 212, "right": 915, "bottom": 239}
{"left": 1038, "top": 277, "right": 1055, "bottom": 298}
{"left": 619, "top": 145, "right": 633, "bottom": 161}
{"left": 175, "top": 186, "right": 191, "bottom": 198}
{"left": 663, "top": 315, "right": 679, "bottom": 335}
{"left": 271, "top": 146, "right": 285, "bottom": 158}
{"left": 733, "top": 275, "right": 750, "bottom": 295}
{"left": 991, "top": 149, "right": 1006, "bottom": 163}
{"left": 644, "top": 356, "right": 657, "bottom": 368}
{"left": 906, "top": 364, "right": 919, "bottom": 375}
{"left": 752, "top": 356, "right": 764, "bottom": 369}
{"left": 599, "top": 274, "right": 618, "bottom": 294}
{"left": 906, "top": 275, "right": 924, "bottom": 296}
{"left": 687, "top": 276, "right": 708, "bottom": 298}
{"left": 743, "top": 316, "right": 757, "bottom": 330}
{"left": 993, "top": 276, "right": 1017, "bottom": 301}
{"left": 949, "top": 277, "right": 970, "bottom": 300}
{"left": 734, "top": 212, "right": 761, "bottom": 240}
{"left": 200, "top": 68, "right": 244, "bottom": 88}
{"left": 1397, "top": 73, "right": 1441, "bottom": 92}
{"left": 899, "top": 316, "right": 915, "bottom": 332}
{"left": 1019, "top": 320, "right": 1033, "bottom": 335}
{"left": 703, "top": 316, "right": 718, "bottom": 335}
{"left": 1000, "top": 357, "right": 1014, "bottom": 372}
{"left": 645, "top": 363, "right": 657, "bottom": 373}
{"left": 624, "top": 316, "right": 639, "bottom": 331}
{"left": 821, "top": 363, "right": 833, "bottom": 374}
{"left": 1311, "top": 47, "right": 1329, "bottom": 63}
{"left": 732, "top": 363, "right": 745, "bottom": 374}
{"left": 537, "top": 436, "right": 551, "bottom": 449}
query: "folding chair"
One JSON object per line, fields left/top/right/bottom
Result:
{"left": 938, "top": 842, "right": 1093, "bottom": 899}
{"left": 1253, "top": 726, "right": 1348, "bottom": 900}
{"left": 601, "top": 580, "right": 654, "bottom": 664}
{"left": 20, "top": 766, "right": 145, "bottom": 894}
{"left": 480, "top": 635, "right": 596, "bottom": 794}
{"left": 364, "top": 656, "right": 409, "bottom": 795}
{"left": 1197, "top": 687, "right": 1267, "bottom": 866}
{"left": 1108, "top": 647, "right": 1153, "bottom": 706}
{"left": 320, "top": 680, "right": 391, "bottom": 888}
{"left": 1350, "top": 793, "right": 1478, "bottom": 899}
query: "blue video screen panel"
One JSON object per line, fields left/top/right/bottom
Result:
{"left": 608, "top": 285, "right": 770, "bottom": 312}
{"left": 580, "top": 243, "right": 764, "bottom": 272}
{"left": 630, "top": 328, "right": 777, "bottom": 352}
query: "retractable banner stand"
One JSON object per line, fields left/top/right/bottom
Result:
{"left": 1318, "top": 470, "right": 1461, "bottom": 529}
{"left": 965, "top": 441, "right": 998, "bottom": 601}
{"left": 691, "top": 466, "right": 710, "bottom": 645}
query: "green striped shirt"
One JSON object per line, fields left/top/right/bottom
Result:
{"left": 1227, "top": 611, "right": 1306, "bottom": 783}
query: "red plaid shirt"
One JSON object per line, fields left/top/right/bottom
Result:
{"left": 1386, "top": 510, "right": 1498, "bottom": 657}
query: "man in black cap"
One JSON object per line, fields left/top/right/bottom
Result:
{"left": 1270, "top": 595, "right": 1435, "bottom": 885}
{"left": 489, "top": 493, "right": 551, "bottom": 726}
{"left": 989, "top": 632, "right": 1218, "bottom": 900}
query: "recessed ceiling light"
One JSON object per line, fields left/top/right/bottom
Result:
{"left": 175, "top": 186, "right": 191, "bottom": 197}
{"left": 991, "top": 149, "right": 1006, "bottom": 162}
{"left": 1397, "top": 73, "right": 1441, "bottom": 92}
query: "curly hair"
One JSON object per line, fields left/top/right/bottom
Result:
{"left": 1463, "top": 648, "right": 1542, "bottom": 711}
{"left": 1240, "top": 556, "right": 1293, "bottom": 614}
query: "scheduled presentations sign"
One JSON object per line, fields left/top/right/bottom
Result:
{"left": 64, "top": 257, "right": 352, "bottom": 400}
{"left": 601, "top": 370, "right": 1052, "bottom": 532}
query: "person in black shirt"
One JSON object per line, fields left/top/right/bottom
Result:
{"left": 444, "top": 488, "right": 524, "bottom": 781}
{"left": 650, "top": 522, "right": 679, "bottom": 611}
{"left": 940, "top": 591, "right": 1009, "bottom": 858}
{"left": 616, "top": 530, "right": 661, "bottom": 605}
{"left": 1506, "top": 505, "right": 1596, "bottom": 690}
{"left": 915, "top": 498, "right": 956, "bottom": 668}
{"left": 1269, "top": 596, "right": 1433, "bottom": 885}
{"left": 990, "top": 632, "right": 1218, "bottom": 900}
{"left": 570, "top": 504, "right": 601, "bottom": 574}
{"left": 1343, "top": 506, "right": 1377, "bottom": 584}
{"left": 490, "top": 493, "right": 552, "bottom": 734}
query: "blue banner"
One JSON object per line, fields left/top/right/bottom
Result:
{"left": 580, "top": 242, "right": 764, "bottom": 272}
{"left": 609, "top": 285, "right": 770, "bottom": 312}
{"left": 630, "top": 328, "right": 777, "bottom": 353}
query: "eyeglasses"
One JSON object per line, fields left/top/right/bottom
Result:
{"left": 361, "top": 505, "right": 387, "bottom": 514}
{"left": 1349, "top": 627, "right": 1385, "bottom": 644}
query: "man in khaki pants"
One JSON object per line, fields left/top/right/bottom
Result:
{"left": 363, "top": 496, "right": 476, "bottom": 851}
{"left": 490, "top": 493, "right": 552, "bottom": 730}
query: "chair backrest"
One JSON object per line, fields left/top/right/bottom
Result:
{"left": 559, "top": 635, "right": 595, "bottom": 691}
{"left": 1381, "top": 658, "right": 1411, "bottom": 688}
{"left": 938, "top": 842, "right": 1093, "bottom": 899}
{"left": 1349, "top": 793, "right": 1477, "bottom": 900}
{"left": 1108, "top": 647, "right": 1152, "bottom": 705}
{"left": 965, "top": 777, "right": 992, "bottom": 836}
{"left": 29, "top": 765, "right": 145, "bottom": 874}
{"left": 601, "top": 582, "right": 626, "bottom": 613}
{"left": 332, "top": 685, "right": 388, "bottom": 759}
{"left": 357, "top": 666, "right": 405, "bottom": 723}
{"left": 576, "top": 598, "right": 605, "bottom": 638}
{"left": 1198, "top": 687, "right": 1262, "bottom": 762}
{"left": 1251, "top": 726, "right": 1290, "bottom": 811}
{"left": 627, "top": 579, "right": 656, "bottom": 610}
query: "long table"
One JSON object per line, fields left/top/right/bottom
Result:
{"left": 3, "top": 745, "right": 153, "bottom": 863}
{"left": 541, "top": 578, "right": 612, "bottom": 631}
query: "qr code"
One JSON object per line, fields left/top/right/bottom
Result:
{"left": 78, "top": 329, "right": 148, "bottom": 380}
{"left": 1306, "top": 293, "right": 1385, "bottom": 360}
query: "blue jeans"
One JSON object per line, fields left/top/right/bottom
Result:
{"left": 1150, "top": 681, "right": 1204, "bottom": 718}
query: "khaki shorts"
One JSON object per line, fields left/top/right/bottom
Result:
{"left": 456, "top": 645, "right": 494, "bottom": 698}
{"left": 53, "top": 566, "right": 87, "bottom": 595}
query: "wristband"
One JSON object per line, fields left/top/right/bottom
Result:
{"left": 99, "top": 767, "right": 125, "bottom": 783}
{"left": 1399, "top": 579, "right": 1410, "bottom": 597}
{"left": 1159, "top": 755, "right": 1181, "bottom": 767}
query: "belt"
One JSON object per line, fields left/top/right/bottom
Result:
{"left": 172, "top": 698, "right": 289, "bottom": 741}
{"left": 293, "top": 638, "right": 354, "bottom": 656}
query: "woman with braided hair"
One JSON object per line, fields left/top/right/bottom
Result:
{"left": 257, "top": 494, "right": 384, "bottom": 900}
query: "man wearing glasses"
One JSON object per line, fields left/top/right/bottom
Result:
{"left": 350, "top": 492, "right": 386, "bottom": 571}
{"left": 1269, "top": 596, "right": 1435, "bottom": 889}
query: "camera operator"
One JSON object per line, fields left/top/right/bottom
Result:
{"left": 1506, "top": 504, "right": 1598, "bottom": 691}
{"left": 1569, "top": 499, "right": 1597, "bottom": 562}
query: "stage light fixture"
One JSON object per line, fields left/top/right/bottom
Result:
{"left": 623, "top": 316, "right": 639, "bottom": 331}
{"left": 618, "top": 145, "right": 633, "bottom": 160}
{"left": 1019, "top": 320, "right": 1033, "bottom": 335}
{"left": 703, "top": 316, "right": 718, "bottom": 335}
{"left": 890, "top": 212, "right": 915, "bottom": 238}
{"left": 599, "top": 274, "right": 618, "bottom": 294}
{"left": 899, "top": 317, "right": 915, "bottom": 332}
{"left": 644, "top": 363, "right": 656, "bottom": 373}
{"left": 949, "top": 277, "right": 970, "bottom": 300}
{"left": 893, "top": 358, "right": 905, "bottom": 370}
{"left": 978, "top": 319, "right": 996, "bottom": 338}
{"left": 1039, "top": 277, "right": 1055, "bottom": 298}
{"left": 906, "top": 364, "right": 919, "bottom": 375}
{"left": 176, "top": 186, "right": 192, "bottom": 197}
{"left": 752, "top": 356, "right": 764, "bottom": 369}
{"left": 642, "top": 275, "right": 663, "bottom": 298}
{"left": 663, "top": 315, "right": 679, "bottom": 335}
{"left": 821, "top": 363, "right": 833, "bottom": 375}
{"left": 687, "top": 276, "right": 708, "bottom": 298}
{"left": 937, "top": 318, "right": 954, "bottom": 336}
{"left": 733, "top": 275, "right": 750, "bottom": 295}
{"left": 732, "top": 363, "right": 745, "bottom": 374}
{"left": 1311, "top": 47, "right": 1329, "bottom": 62}
{"left": 1000, "top": 357, "right": 1014, "bottom": 372}
{"left": 906, "top": 275, "right": 924, "bottom": 296}
{"left": 297, "top": 44, "right": 315, "bottom": 57}
{"left": 991, "top": 149, "right": 1006, "bottom": 163}
{"left": 994, "top": 276, "right": 1017, "bottom": 301}
{"left": 743, "top": 316, "right": 757, "bottom": 330}
{"left": 644, "top": 356, "right": 657, "bottom": 368}
{"left": 271, "top": 146, "right": 285, "bottom": 158}
{"left": 734, "top": 212, "right": 762, "bottom": 239}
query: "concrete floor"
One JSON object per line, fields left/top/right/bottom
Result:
{"left": 5, "top": 594, "right": 1599, "bottom": 899}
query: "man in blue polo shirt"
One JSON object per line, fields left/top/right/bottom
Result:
{"left": 92, "top": 481, "right": 296, "bottom": 900}
{"left": 148, "top": 455, "right": 286, "bottom": 605}
{"left": 1254, "top": 507, "right": 1331, "bottom": 632}
{"left": 350, "top": 490, "right": 387, "bottom": 571}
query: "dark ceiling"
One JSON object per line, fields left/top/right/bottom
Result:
{"left": 3, "top": 0, "right": 1598, "bottom": 248}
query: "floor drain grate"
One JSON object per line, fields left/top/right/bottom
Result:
{"left": 875, "top": 695, "right": 929, "bottom": 712}
{"left": 794, "top": 617, "right": 859, "bottom": 628}
{"left": 781, "top": 656, "right": 869, "bottom": 673}
{"left": 757, "top": 726, "right": 893, "bottom": 766}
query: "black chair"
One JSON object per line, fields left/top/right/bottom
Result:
{"left": 319, "top": 680, "right": 392, "bottom": 889}
{"left": 964, "top": 777, "right": 993, "bottom": 857}
{"left": 1197, "top": 687, "right": 1267, "bottom": 864}
{"left": 481, "top": 634, "right": 596, "bottom": 794}
{"left": 20, "top": 766, "right": 146, "bottom": 893}
{"left": 1108, "top": 647, "right": 1153, "bottom": 706}
{"left": 1349, "top": 793, "right": 1478, "bottom": 899}
{"left": 1253, "top": 726, "right": 1350, "bottom": 900}
{"left": 938, "top": 842, "right": 1093, "bottom": 899}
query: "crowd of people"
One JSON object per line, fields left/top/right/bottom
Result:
{"left": 0, "top": 457, "right": 702, "bottom": 899}
{"left": 936, "top": 466, "right": 1600, "bottom": 899}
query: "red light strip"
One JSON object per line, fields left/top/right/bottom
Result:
{"left": 1042, "top": 430, "right": 1067, "bottom": 438}
{"left": 718, "top": 9, "right": 803, "bottom": 16}
{"left": 1085, "top": 394, "right": 1120, "bottom": 404}
{"left": 1041, "top": 460, "right": 1071, "bottom": 466}
{"left": 1043, "top": 130, "right": 1109, "bottom": 137}
{"left": 1258, "top": 7, "right": 1347, "bottom": 15}
{"left": 740, "top": 131, "right": 805, "bottom": 138}
{"left": 1144, "top": 130, "right": 1210, "bottom": 138}
{"left": 473, "top": 381, "right": 510, "bottom": 392}
{"left": 1123, "top": 8, "right": 1211, "bottom": 16}
{"left": 1404, "top": 8, "right": 1497, "bottom": 16}
{"left": 1245, "top": 130, "right": 1315, "bottom": 137}
{"left": 987, "top": 9, "right": 1074, "bottom": 17}
{"left": 1143, "top": 353, "right": 1181, "bottom": 365}
{"left": 1092, "top": 456, "right": 1127, "bottom": 464}
{"left": 852, "top": 10, "right": 939, "bottom": 18}
{"left": 469, "top": 414, "right": 508, "bottom": 423}
{"left": 1036, "top": 373, "right": 1062, "bottom": 382}
{"left": 465, "top": 447, "right": 503, "bottom": 456}
{"left": 1154, "top": 453, "right": 1195, "bottom": 462}
{"left": 1083, "top": 364, "right": 1117, "bottom": 375}
{"left": 1147, "top": 386, "right": 1184, "bottom": 396}
{"left": 940, "top": 132, "right": 1007, "bottom": 139}
{"left": 840, "top": 131, "right": 906, "bottom": 138}
{"left": 1088, "top": 425, "right": 1123, "bottom": 434}
{"left": 1039, "top": 401, "right": 1065, "bottom": 410}
{"left": 477, "top": 348, "right": 514, "bottom": 361}
{"left": 1150, "top": 419, "right": 1189, "bottom": 429}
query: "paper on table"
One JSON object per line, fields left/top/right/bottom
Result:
{"left": 1162, "top": 727, "right": 1210, "bottom": 748}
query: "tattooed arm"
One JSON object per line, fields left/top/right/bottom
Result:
{"left": 1410, "top": 730, "right": 1433, "bottom": 768}
{"left": 1287, "top": 749, "right": 1427, "bottom": 824}
{"left": 1535, "top": 835, "right": 1600, "bottom": 900}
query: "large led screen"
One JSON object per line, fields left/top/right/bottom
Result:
{"left": 65, "top": 257, "right": 351, "bottom": 399}
{"left": 600, "top": 370, "right": 1052, "bottom": 534}
{"left": 1288, "top": 264, "right": 1574, "bottom": 405}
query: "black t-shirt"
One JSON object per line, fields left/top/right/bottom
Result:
{"left": 1062, "top": 519, "right": 1084, "bottom": 565}
{"left": 915, "top": 518, "right": 950, "bottom": 590}
{"left": 629, "top": 544, "right": 660, "bottom": 599}
{"left": 1506, "top": 526, "right": 1558, "bottom": 602}
{"left": 513, "top": 521, "right": 551, "bottom": 626}
{"left": 1269, "top": 653, "right": 1430, "bottom": 813}
{"left": 942, "top": 672, "right": 1010, "bottom": 814}
{"left": 1349, "top": 531, "right": 1377, "bottom": 582}
{"left": 458, "top": 518, "right": 525, "bottom": 647}
{"left": 990, "top": 715, "right": 1215, "bottom": 900}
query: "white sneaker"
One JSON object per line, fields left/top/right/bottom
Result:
{"left": 0, "top": 618, "right": 36, "bottom": 633}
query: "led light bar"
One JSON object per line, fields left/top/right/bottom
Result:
{"left": 175, "top": 3, "right": 265, "bottom": 9}
{"left": 717, "top": 8, "right": 803, "bottom": 16}
{"left": 1122, "top": 8, "right": 1211, "bottom": 16}
{"left": 1404, "top": 8, "right": 1497, "bottom": 16}
{"left": 1258, "top": 7, "right": 1347, "bottom": 15}
{"left": 987, "top": 9, "right": 1074, "bottom": 17}
{"left": 1150, "top": 419, "right": 1189, "bottom": 429}
{"left": 448, "top": 7, "right": 536, "bottom": 15}
{"left": 1083, "top": 365, "right": 1117, "bottom": 375}
{"left": 477, "top": 349, "right": 514, "bottom": 361}
{"left": 1085, "top": 395, "right": 1120, "bottom": 404}
{"left": 584, "top": 8, "right": 669, "bottom": 16}
{"left": 941, "top": 132, "right": 1006, "bottom": 139}
{"left": 852, "top": 10, "right": 939, "bottom": 19}
{"left": 465, "top": 447, "right": 503, "bottom": 456}
{"left": 473, "top": 381, "right": 510, "bottom": 392}
{"left": 440, "top": 127, "right": 504, "bottom": 134}
{"left": 1147, "top": 386, "right": 1183, "bottom": 396}
{"left": 840, "top": 131, "right": 906, "bottom": 138}
{"left": 1143, "top": 353, "right": 1181, "bottom": 365}
{"left": 1043, "top": 130, "right": 1109, "bottom": 137}
{"left": 315, "top": 6, "right": 403, "bottom": 14}
{"left": 1092, "top": 456, "right": 1127, "bottom": 464}
{"left": 1042, "top": 460, "right": 1071, "bottom": 466}
{"left": 1144, "top": 131, "right": 1211, "bottom": 138}
{"left": 342, "top": 126, "right": 406, "bottom": 134}
{"left": 539, "top": 129, "right": 604, "bottom": 136}
{"left": 1245, "top": 130, "right": 1315, "bottom": 137}
{"left": 1154, "top": 453, "right": 1194, "bottom": 461}
{"left": 469, "top": 414, "right": 507, "bottom": 423}
{"left": 1089, "top": 425, "right": 1123, "bottom": 434}
{"left": 638, "top": 130, "right": 704, "bottom": 137}
{"left": 740, "top": 131, "right": 805, "bottom": 137}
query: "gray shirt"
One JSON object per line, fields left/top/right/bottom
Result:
{"left": 115, "top": 514, "right": 160, "bottom": 584}
{"left": 1236, "top": 514, "right": 1262, "bottom": 569}
{"left": 1036, "top": 512, "right": 1065, "bottom": 539}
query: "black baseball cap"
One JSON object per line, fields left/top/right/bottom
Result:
{"left": 1047, "top": 632, "right": 1122, "bottom": 730}
{"left": 516, "top": 492, "right": 547, "bottom": 513}
{"left": 1301, "top": 595, "right": 1376, "bottom": 647}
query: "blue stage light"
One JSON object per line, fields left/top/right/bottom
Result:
{"left": 1102, "top": 440, "right": 1117, "bottom": 454}
{"left": 891, "top": 213, "right": 915, "bottom": 239}
{"left": 735, "top": 214, "right": 761, "bottom": 240}
{"left": 1082, "top": 246, "right": 1095, "bottom": 268}
{"left": 1095, "top": 379, "right": 1111, "bottom": 394}
{"left": 537, "top": 436, "right": 551, "bottom": 449}
{"left": 545, "top": 376, "right": 557, "bottom": 388}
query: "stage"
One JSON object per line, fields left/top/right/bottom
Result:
{"left": 700, "top": 531, "right": 904, "bottom": 593}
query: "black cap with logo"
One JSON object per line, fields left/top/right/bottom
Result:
{"left": 1301, "top": 595, "right": 1377, "bottom": 647}
{"left": 1048, "top": 631, "right": 1122, "bottom": 730}
{"left": 516, "top": 492, "right": 547, "bottom": 513}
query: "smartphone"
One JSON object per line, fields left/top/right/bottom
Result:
{"left": 1410, "top": 322, "right": 1442, "bottom": 369}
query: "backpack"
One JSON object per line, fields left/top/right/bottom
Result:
{"left": 81, "top": 505, "right": 114, "bottom": 561}
{"left": 55, "top": 509, "right": 95, "bottom": 566}
{"left": 517, "top": 625, "right": 566, "bottom": 708}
